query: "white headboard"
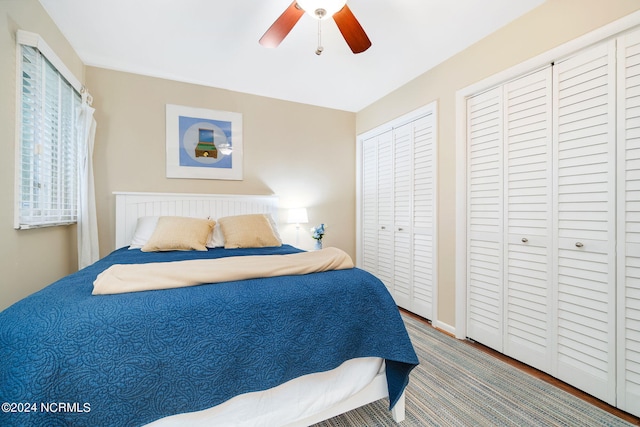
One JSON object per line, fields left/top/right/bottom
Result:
{"left": 114, "top": 192, "right": 279, "bottom": 249}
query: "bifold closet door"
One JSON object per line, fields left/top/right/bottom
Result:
{"left": 392, "top": 115, "right": 437, "bottom": 319}
{"left": 360, "top": 108, "right": 436, "bottom": 320}
{"left": 503, "top": 68, "right": 554, "bottom": 374}
{"left": 552, "top": 39, "right": 617, "bottom": 405}
{"left": 411, "top": 114, "right": 436, "bottom": 320}
{"left": 466, "top": 86, "right": 504, "bottom": 352}
{"left": 361, "top": 135, "right": 379, "bottom": 276}
{"left": 377, "top": 131, "right": 395, "bottom": 295}
{"left": 466, "top": 28, "right": 638, "bottom": 414}
{"left": 617, "top": 28, "right": 640, "bottom": 417}
{"left": 361, "top": 130, "right": 394, "bottom": 295}
{"left": 393, "top": 123, "right": 412, "bottom": 308}
{"left": 467, "top": 67, "right": 554, "bottom": 369}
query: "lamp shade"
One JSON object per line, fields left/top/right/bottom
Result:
{"left": 287, "top": 208, "right": 309, "bottom": 224}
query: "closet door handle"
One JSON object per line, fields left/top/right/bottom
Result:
{"left": 575, "top": 242, "right": 584, "bottom": 248}
{"left": 521, "top": 238, "right": 528, "bottom": 243}
{"left": 380, "top": 226, "right": 386, "bottom": 230}
{"left": 398, "top": 227, "right": 404, "bottom": 231}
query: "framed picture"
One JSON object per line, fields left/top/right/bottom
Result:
{"left": 165, "top": 104, "right": 243, "bottom": 180}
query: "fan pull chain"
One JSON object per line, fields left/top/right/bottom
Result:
{"left": 316, "top": 18, "right": 324, "bottom": 55}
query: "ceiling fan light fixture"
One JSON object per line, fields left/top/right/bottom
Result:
{"left": 297, "top": 0, "right": 347, "bottom": 19}
{"left": 259, "top": 0, "right": 370, "bottom": 54}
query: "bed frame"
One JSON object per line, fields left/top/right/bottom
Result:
{"left": 114, "top": 191, "right": 279, "bottom": 249}
{"left": 114, "top": 191, "right": 405, "bottom": 424}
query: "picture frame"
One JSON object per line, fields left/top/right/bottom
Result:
{"left": 165, "top": 104, "right": 243, "bottom": 180}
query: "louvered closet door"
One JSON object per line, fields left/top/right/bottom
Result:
{"left": 553, "top": 40, "right": 617, "bottom": 405}
{"left": 412, "top": 114, "right": 436, "bottom": 320}
{"left": 361, "top": 137, "right": 379, "bottom": 275}
{"left": 467, "top": 87, "right": 504, "bottom": 352}
{"left": 361, "top": 112, "right": 436, "bottom": 318}
{"left": 377, "top": 131, "right": 394, "bottom": 294}
{"left": 617, "top": 28, "right": 640, "bottom": 418}
{"left": 393, "top": 123, "right": 412, "bottom": 308}
{"left": 503, "top": 68, "right": 554, "bottom": 373}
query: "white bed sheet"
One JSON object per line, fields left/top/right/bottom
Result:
{"left": 145, "top": 357, "right": 384, "bottom": 427}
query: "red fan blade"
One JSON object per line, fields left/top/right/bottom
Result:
{"left": 259, "top": 1, "right": 305, "bottom": 48}
{"left": 333, "top": 5, "right": 371, "bottom": 54}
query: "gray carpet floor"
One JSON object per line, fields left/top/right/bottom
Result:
{"left": 313, "top": 313, "right": 635, "bottom": 426}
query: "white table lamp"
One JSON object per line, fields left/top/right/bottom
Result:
{"left": 287, "top": 208, "right": 309, "bottom": 246}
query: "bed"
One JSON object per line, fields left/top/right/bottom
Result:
{"left": 0, "top": 192, "right": 419, "bottom": 427}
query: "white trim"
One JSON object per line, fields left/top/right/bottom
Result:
{"left": 14, "top": 33, "right": 23, "bottom": 230}
{"left": 433, "top": 320, "right": 455, "bottom": 336}
{"left": 454, "top": 10, "right": 640, "bottom": 341}
{"left": 431, "top": 104, "right": 439, "bottom": 328}
{"left": 616, "top": 33, "right": 625, "bottom": 411}
{"left": 454, "top": 89, "right": 467, "bottom": 340}
{"left": 16, "top": 30, "right": 82, "bottom": 93}
{"left": 355, "top": 133, "right": 364, "bottom": 265}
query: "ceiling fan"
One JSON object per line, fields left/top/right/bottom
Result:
{"left": 259, "top": 0, "right": 371, "bottom": 54}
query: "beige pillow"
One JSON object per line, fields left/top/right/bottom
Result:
{"left": 218, "top": 214, "right": 282, "bottom": 249}
{"left": 141, "top": 216, "right": 215, "bottom": 252}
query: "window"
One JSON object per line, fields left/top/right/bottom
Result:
{"left": 15, "top": 32, "right": 83, "bottom": 229}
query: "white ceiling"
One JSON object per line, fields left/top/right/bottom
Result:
{"left": 38, "top": 0, "right": 546, "bottom": 112}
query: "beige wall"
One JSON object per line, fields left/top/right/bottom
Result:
{"left": 1, "top": 0, "right": 355, "bottom": 312}
{"left": 85, "top": 67, "right": 356, "bottom": 260}
{"left": 0, "top": 0, "right": 84, "bottom": 310}
{"left": 5, "top": 0, "right": 640, "bottom": 326}
{"left": 356, "top": 0, "right": 640, "bottom": 328}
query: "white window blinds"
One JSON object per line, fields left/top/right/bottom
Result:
{"left": 16, "top": 37, "right": 82, "bottom": 229}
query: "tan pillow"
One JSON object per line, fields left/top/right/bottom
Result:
{"left": 141, "top": 216, "right": 215, "bottom": 252}
{"left": 218, "top": 214, "right": 282, "bottom": 249}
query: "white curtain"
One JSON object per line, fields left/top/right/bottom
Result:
{"left": 77, "top": 100, "right": 99, "bottom": 269}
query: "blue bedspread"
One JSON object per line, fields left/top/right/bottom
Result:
{"left": 0, "top": 245, "right": 418, "bottom": 427}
